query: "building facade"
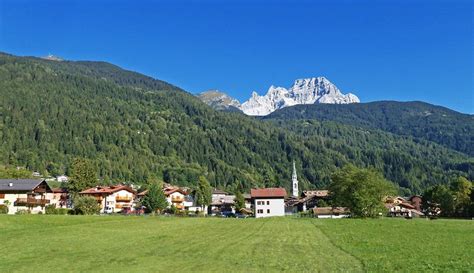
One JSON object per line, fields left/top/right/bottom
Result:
{"left": 80, "top": 185, "right": 136, "bottom": 213}
{"left": 251, "top": 188, "right": 287, "bottom": 218}
{"left": 0, "top": 179, "right": 53, "bottom": 214}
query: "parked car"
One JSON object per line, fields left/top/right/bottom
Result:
{"left": 104, "top": 206, "right": 114, "bottom": 214}
{"left": 221, "top": 211, "right": 236, "bottom": 218}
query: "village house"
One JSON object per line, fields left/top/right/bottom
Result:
{"left": 208, "top": 189, "right": 236, "bottom": 215}
{"left": 409, "top": 195, "right": 423, "bottom": 212}
{"left": 137, "top": 184, "right": 201, "bottom": 213}
{"left": 163, "top": 186, "right": 187, "bottom": 211}
{"left": 47, "top": 188, "right": 69, "bottom": 208}
{"left": 56, "top": 175, "right": 69, "bottom": 183}
{"left": 286, "top": 190, "right": 330, "bottom": 214}
{"left": 385, "top": 196, "right": 424, "bottom": 218}
{"left": 251, "top": 188, "right": 287, "bottom": 218}
{"left": 183, "top": 194, "right": 201, "bottom": 213}
{"left": 80, "top": 185, "right": 136, "bottom": 214}
{"left": 313, "top": 207, "right": 351, "bottom": 218}
{"left": 0, "top": 179, "right": 53, "bottom": 214}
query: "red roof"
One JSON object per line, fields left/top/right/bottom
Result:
{"left": 163, "top": 187, "right": 187, "bottom": 196}
{"left": 251, "top": 188, "right": 287, "bottom": 198}
{"left": 80, "top": 185, "right": 136, "bottom": 195}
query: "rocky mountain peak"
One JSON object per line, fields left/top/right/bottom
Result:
{"left": 197, "top": 90, "right": 241, "bottom": 111}
{"left": 240, "top": 77, "right": 360, "bottom": 116}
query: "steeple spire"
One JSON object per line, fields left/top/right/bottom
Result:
{"left": 292, "top": 161, "right": 298, "bottom": 197}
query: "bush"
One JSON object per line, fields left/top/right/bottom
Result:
{"left": 45, "top": 204, "right": 57, "bottom": 214}
{"left": 73, "top": 196, "right": 101, "bottom": 215}
{"left": 298, "top": 210, "right": 313, "bottom": 218}
{"left": 175, "top": 209, "right": 187, "bottom": 216}
{"left": 45, "top": 204, "right": 70, "bottom": 215}
{"left": 0, "top": 204, "right": 8, "bottom": 214}
{"left": 15, "top": 209, "right": 30, "bottom": 215}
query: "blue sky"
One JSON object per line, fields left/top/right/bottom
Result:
{"left": 1, "top": 0, "right": 472, "bottom": 113}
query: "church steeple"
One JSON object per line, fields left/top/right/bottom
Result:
{"left": 292, "top": 161, "right": 298, "bottom": 197}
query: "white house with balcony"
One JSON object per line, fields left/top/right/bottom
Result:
{"left": 251, "top": 188, "right": 287, "bottom": 218}
{"left": 163, "top": 186, "right": 187, "bottom": 211}
{"left": 80, "top": 185, "right": 136, "bottom": 213}
{"left": 0, "top": 179, "right": 53, "bottom": 214}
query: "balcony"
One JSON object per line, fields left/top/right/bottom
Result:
{"left": 16, "top": 198, "right": 50, "bottom": 206}
{"left": 115, "top": 196, "right": 133, "bottom": 202}
{"left": 171, "top": 196, "right": 184, "bottom": 203}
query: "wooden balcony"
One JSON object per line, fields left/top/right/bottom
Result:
{"left": 171, "top": 196, "right": 184, "bottom": 203}
{"left": 115, "top": 196, "right": 132, "bottom": 202}
{"left": 16, "top": 198, "right": 50, "bottom": 206}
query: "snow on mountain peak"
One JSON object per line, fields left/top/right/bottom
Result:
{"left": 240, "top": 77, "right": 360, "bottom": 116}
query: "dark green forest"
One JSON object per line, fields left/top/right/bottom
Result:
{"left": 265, "top": 101, "right": 474, "bottom": 156}
{"left": 0, "top": 52, "right": 472, "bottom": 194}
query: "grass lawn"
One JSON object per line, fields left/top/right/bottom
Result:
{"left": 0, "top": 216, "right": 472, "bottom": 272}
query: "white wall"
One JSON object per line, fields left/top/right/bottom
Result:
{"left": 1, "top": 193, "right": 46, "bottom": 214}
{"left": 103, "top": 189, "right": 135, "bottom": 213}
{"left": 254, "top": 198, "right": 285, "bottom": 218}
{"left": 167, "top": 192, "right": 185, "bottom": 208}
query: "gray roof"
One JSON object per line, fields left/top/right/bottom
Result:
{"left": 0, "top": 179, "right": 45, "bottom": 191}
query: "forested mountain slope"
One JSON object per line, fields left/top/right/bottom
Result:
{"left": 265, "top": 101, "right": 474, "bottom": 156}
{"left": 0, "top": 52, "right": 472, "bottom": 194}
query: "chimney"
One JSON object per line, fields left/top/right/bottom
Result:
{"left": 8, "top": 183, "right": 13, "bottom": 187}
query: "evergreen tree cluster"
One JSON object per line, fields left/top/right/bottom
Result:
{"left": 264, "top": 101, "right": 474, "bottom": 157}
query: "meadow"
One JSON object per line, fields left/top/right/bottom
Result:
{"left": 0, "top": 216, "right": 472, "bottom": 272}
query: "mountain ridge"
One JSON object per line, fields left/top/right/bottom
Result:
{"left": 197, "top": 77, "right": 359, "bottom": 115}
{"left": 264, "top": 101, "right": 474, "bottom": 157}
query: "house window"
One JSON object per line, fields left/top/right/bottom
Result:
{"left": 257, "top": 209, "right": 263, "bottom": 214}
{"left": 267, "top": 209, "right": 270, "bottom": 213}
{"left": 266, "top": 201, "right": 270, "bottom": 205}
{"left": 257, "top": 201, "right": 265, "bottom": 205}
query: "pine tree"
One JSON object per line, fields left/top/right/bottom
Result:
{"left": 67, "top": 158, "right": 97, "bottom": 195}
{"left": 234, "top": 191, "right": 245, "bottom": 212}
{"left": 195, "top": 176, "right": 212, "bottom": 212}
{"left": 142, "top": 182, "right": 168, "bottom": 214}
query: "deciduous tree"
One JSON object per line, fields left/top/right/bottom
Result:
{"left": 73, "top": 196, "right": 100, "bottom": 215}
{"left": 329, "top": 165, "right": 395, "bottom": 218}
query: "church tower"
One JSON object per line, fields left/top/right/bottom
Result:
{"left": 292, "top": 161, "right": 298, "bottom": 198}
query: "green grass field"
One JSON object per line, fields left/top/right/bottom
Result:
{"left": 0, "top": 216, "right": 472, "bottom": 272}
